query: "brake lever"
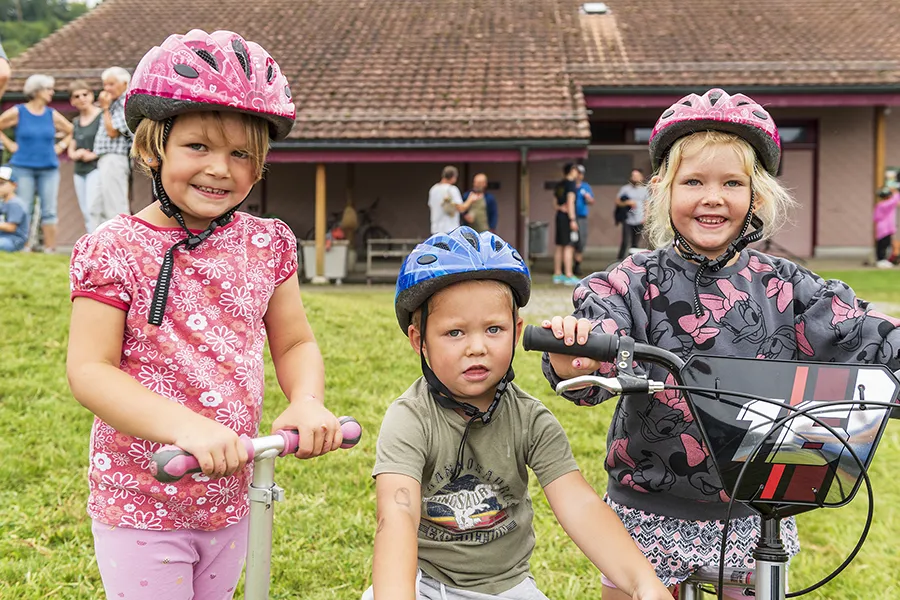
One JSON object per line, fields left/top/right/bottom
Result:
{"left": 555, "top": 375, "right": 665, "bottom": 395}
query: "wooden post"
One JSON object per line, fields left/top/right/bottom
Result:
{"left": 518, "top": 148, "right": 530, "bottom": 259}
{"left": 314, "top": 163, "right": 327, "bottom": 284}
{"left": 875, "top": 106, "right": 887, "bottom": 193}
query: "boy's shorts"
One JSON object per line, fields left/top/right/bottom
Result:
{"left": 361, "top": 570, "right": 549, "bottom": 599}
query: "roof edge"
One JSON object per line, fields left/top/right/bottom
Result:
{"left": 583, "top": 84, "right": 900, "bottom": 95}
{"left": 272, "top": 138, "right": 590, "bottom": 150}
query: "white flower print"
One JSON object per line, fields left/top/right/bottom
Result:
{"left": 251, "top": 232, "right": 271, "bottom": 248}
{"left": 187, "top": 369, "right": 214, "bottom": 390}
{"left": 165, "top": 485, "right": 178, "bottom": 496}
{"left": 210, "top": 506, "right": 218, "bottom": 513}
{"left": 174, "top": 346, "right": 194, "bottom": 366}
{"left": 206, "top": 478, "right": 240, "bottom": 506}
{"left": 219, "top": 380, "right": 236, "bottom": 397}
{"left": 197, "top": 497, "right": 207, "bottom": 505}
{"left": 221, "top": 281, "right": 232, "bottom": 290}
{"left": 186, "top": 313, "right": 208, "bottom": 331}
{"left": 199, "top": 391, "right": 223, "bottom": 407}
{"left": 205, "top": 326, "right": 239, "bottom": 354}
{"left": 203, "top": 304, "right": 222, "bottom": 321}
{"left": 99, "top": 247, "right": 138, "bottom": 281}
{"left": 234, "top": 355, "right": 244, "bottom": 364}
{"left": 184, "top": 267, "right": 195, "bottom": 275}
{"left": 120, "top": 510, "right": 163, "bottom": 530}
{"left": 107, "top": 497, "right": 115, "bottom": 505}
{"left": 124, "top": 504, "right": 136, "bottom": 513}
{"left": 112, "top": 452, "right": 130, "bottom": 467}
{"left": 155, "top": 502, "right": 164, "bottom": 509}
{"left": 125, "top": 328, "right": 152, "bottom": 354}
{"left": 173, "top": 291, "right": 202, "bottom": 313}
{"left": 194, "top": 257, "right": 230, "bottom": 279}
{"left": 216, "top": 401, "right": 250, "bottom": 429}
{"left": 101, "top": 472, "right": 140, "bottom": 500}
{"left": 226, "top": 503, "right": 249, "bottom": 526}
{"left": 192, "top": 472, "right": 210, "bottom": 483}
{"left": 156, "top": 509, "right": 168, "bottom": 517}
{"left": 226, "top": 505, "right": 235, "bottom": 514}
{"left": 219, "top": 286, "right": 254, "bottom": 318}
{"left": 198, "top": 345, "right": 209, "bottom": 352}
{"left": 137, "top": 364, "right": 177, "bottom": 397}
{"left": 128, "top": 440, "right": 159, "bottom": 470}
{"left": 93, "top": 453, "right": 112, "bottom": 472}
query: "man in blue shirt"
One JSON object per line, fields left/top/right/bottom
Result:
{"left": 0, "top": 165, "right": 28, "bottom": 252}
{"left": 573, "top": 164, "right": 594, "bottom": 275}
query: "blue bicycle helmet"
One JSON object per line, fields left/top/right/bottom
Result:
{"left": 395, "top": 227, "right": 531, "bottom": 333}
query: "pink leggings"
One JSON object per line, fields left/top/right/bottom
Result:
{"left": 92, "top": 518, "right": 248, "bottom": 600}
{"left": 601, "top": 575, "right": 751, "bottom": 599}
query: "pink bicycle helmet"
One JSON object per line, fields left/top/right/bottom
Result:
{"left": 649, "top": 89, "right": 781, "bottom": 175}
{"left": 125, "top": 29, "right": 296, "bottom": 140}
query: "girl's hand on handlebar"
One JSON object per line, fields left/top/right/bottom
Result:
{"left": 542, "top": 316, "right": 604, "bottom": 380}
{"left": 172, "top": 415, "right": 249, "bottom": 479}
{"left": 272, "top": 399, "right": 343, "bottom": 459}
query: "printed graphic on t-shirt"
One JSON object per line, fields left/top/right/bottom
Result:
{"left": 420, "top": 473, "right": 518, "bottom": 543}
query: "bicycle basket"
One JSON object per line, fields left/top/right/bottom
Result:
{"left": 679, "top": 357, "right": 900, "bottom": 517}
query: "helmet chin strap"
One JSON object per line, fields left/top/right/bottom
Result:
{"left": 671, "top": 189, "right": 765, "bottom": 318}
{"left": 147, "top": 117, "right": 248, "bottom": 326}
{"left": 418, "top": 301, "right": 517, "bottom": 482}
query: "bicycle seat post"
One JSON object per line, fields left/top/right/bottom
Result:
{"left": 245, "top": 451, "right": 283, "bottom": 600}
{"left": 753, "top": 515, "right": 788, "bottom": 600}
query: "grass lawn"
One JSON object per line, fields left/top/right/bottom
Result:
{"left": 1, "top": 255, "right": 898, "bottom": 599}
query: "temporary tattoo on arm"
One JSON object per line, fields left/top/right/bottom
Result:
{"left": 394, "top": 487, "right": 411, "bottom": 507}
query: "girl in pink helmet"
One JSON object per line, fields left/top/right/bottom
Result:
{"left": 66, "top": 30, "right": 343, "bottom": 599}
{"left": 539, "top": 89, "right": 900, "bottom": 598}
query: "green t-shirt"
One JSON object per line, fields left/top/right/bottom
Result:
{"left": 373, "top": 377, "right": 579, "bottom": 595}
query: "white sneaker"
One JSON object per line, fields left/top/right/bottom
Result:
{"left": 875, "top": 259, "right": 894, "bottom": 269}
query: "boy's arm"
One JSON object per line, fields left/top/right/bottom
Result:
{"left": 373, "top": 473, "right": 421, "bottom": 600}
{"left": 264, "top": 271, "right": 342, "bottom": 457}
{"left": 0, "top": 220, "right": 15, "bottom": 232}
{"left": 544, "top": 472, "right": 672, "bottom": 600}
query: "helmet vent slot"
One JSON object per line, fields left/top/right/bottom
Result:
{"left": 433, "top": 242, "right": 451, "bottom": 251}
{"left": 751, "top": 110, "right": 769, "bottom": 120}
{"left": 267, "top": 64, "right": 275, "bottom": 83}
{"left": 232, "top": 39, "right": 252, "bottom": 80}
{"left": 174, "top": 63, "right": 199, "bottom": 79}
{"left": 708, "top": 91, "right": 722, "bottom": 105}
{"left": 461, "top": 231, "right": 480, "bottom": 250}
{"left": 192, "top": 49, "right": 219, "bottom": 72}
{"left": 661, "top": 109, "right": 674, "bottom": 119}
{"left": 681, "top": 100, "right": 692, "bottom": 107}
{"left": 493, "top": 239, "right": 503, "bottom": 252}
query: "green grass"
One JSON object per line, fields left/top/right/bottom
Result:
{"left": 1, "top": 256, "right": 898, "bottom": 599}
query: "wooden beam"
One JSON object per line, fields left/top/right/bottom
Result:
{"left": 875, "top": 106, "right": 887, "bottom": 193}
{"left": 518, "top": 150, "right": 530, "bottom": 258}
{"left": 315, "top": 163, "right": 327, "bottom": 281}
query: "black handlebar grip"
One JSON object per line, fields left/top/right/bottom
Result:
{"left": 522, "top": 325, "right": 619, "bottom": 362}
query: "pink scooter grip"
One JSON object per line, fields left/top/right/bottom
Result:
{"left": 150, "top": 416, "right": 363, "bottom": 482}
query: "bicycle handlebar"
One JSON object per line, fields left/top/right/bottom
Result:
{"left": 150, "top": 416, "right": 362, "bottom": 483}
{"left": 522, "top": 325, "right": 686, "bottom": 374}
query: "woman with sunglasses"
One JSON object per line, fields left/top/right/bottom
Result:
{"left": 67, "top": 80, "right": 102, "bottom": 234}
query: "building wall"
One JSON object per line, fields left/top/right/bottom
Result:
{"left": 887, "top": 109, "right": 900, "bottom": 176}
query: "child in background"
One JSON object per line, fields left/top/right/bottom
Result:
{"left": 541, "top": 89, "right": 900, "bottom": 599}
{"left": 66, "top": 30, "right": 342, "bottom": 600}
{"left": 0, "top": 165, "right": 28, "bottom": 252}
{"left": 365, "top": 226, "right": 672, "bottom": 600}
{"left": 874, "top": 186, "right": 899, "bottom": 268}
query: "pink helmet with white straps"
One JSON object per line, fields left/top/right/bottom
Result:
{"left": 649, "top": 88, "right": 781, "bottom": 175}
{"left": 125, "top": 29, "right": 296, "bottom": 140}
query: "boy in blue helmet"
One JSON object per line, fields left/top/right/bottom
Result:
{"left": 363, "top": 227, "right": 672, "bottom": 600}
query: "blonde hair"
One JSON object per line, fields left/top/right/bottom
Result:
{"left": 645, "top": 131, "right": 796, "bottom": 249}
{"left": 131, "top": 112, "right": 270, "bottom": 181}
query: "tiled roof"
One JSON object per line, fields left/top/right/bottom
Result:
{"left": 564, "top": 0, "right": 900, "bottom": 88}
{"left": 8, "top": 0, "right": 900, "bottom": 144}
{"left": 8, "top": 0, "right": 590, "bottom": 141}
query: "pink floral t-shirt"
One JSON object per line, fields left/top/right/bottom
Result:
{"left": 69, "top": 213, "right": 298, "bottom": 531}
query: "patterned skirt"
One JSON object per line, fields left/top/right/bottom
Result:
{"left": 606, "top": 497, "right": 801, "bottom": 587}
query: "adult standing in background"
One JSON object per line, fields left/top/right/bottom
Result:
{"left": 573, "top": 164, "right": 594, "bottom": 275}
{"left": 0, "top": 74, "right": 73, "bottom": 253}
{"left": 552, "top": 163, "right": 580, "bottom": 285}
{"left": 0, "top": 33, "right": 10, "bottom": 102}
{"left": 68, "top": 80, "right": 101, "bottom": 234}
{"left": 462, "top": 172, "right": 497, "bottom": 233}
{"left": 428, "top": 165, "right": 475, "bottom": 234}
{"left": 615, "top": 168, "right": 648, "bottom": 259}
{"left": 92, "top": 67, "right": 133, "bottom": 228}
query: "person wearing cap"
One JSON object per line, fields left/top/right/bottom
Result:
{"left": 0, "top": 166, "right": 28, "bottom": 252}
{"left": 574, "top": 164, "right": 594, "bottom": 275}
